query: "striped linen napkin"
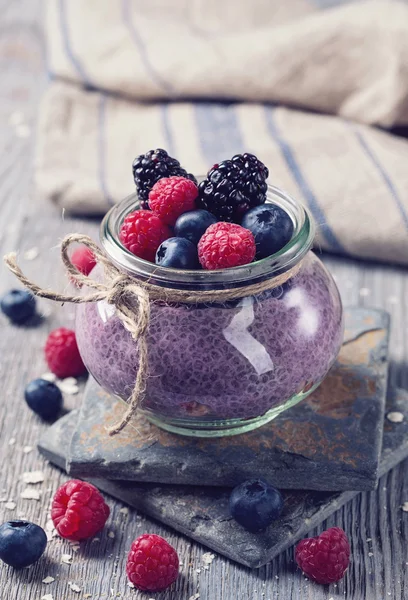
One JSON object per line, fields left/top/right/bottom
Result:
{"left": 37, "top": 0, "right": 408, "bottom": 264}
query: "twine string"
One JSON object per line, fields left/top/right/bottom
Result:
{"left": 4, "top": 233, "right": 301, "bottom": 435}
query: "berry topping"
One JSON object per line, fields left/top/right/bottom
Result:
{"left": 0, "top": 521, "right": 47, "bottom": 569}
{"left": 229, "top": 478, "right": 284, "bottom": 532}
{"left": 149, "top": 176, "right": 198, "bottom": 226}
{"left": 198, "top": 222, "right": 256, "bottom": 270}
{"left": 241, "top": 204, "right": 294, "bottom": 259}
{"left": 0, "top": 289, "right": 36, "bottom": 324}
{"left": 174, "top": 209, "right": 218, "bottom": 245}
{"left": 71, "top": 246, "right": 97, "bottom": 276}
{"left": 295, "top": 527, "right": 351, "bottom": 584}
{"left": 24, "top": 378, "right": 63, "bottom": 421}
{"left": 126, "top": 533, "right": 179, "bottom": 592}
{"left": 44, "top": 328, "right": 86, "bottom": 379}
{"left": 197, "top": 153, "right": 269, "bottom": 222}
{"left": 156, "top": 237, "right": 199, "bottom": 269}
{"left": 119, "top": 209, "right": 171, "bottom": 262}
{"left": 132, "top": 148, "right": 197, "bottom": 208}
{"left": 51, "top": 480, "right": 110, "bottom": 541}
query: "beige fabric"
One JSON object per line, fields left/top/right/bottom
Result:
{"left": 37, "top": 0, "right": 408, "bottom": 264}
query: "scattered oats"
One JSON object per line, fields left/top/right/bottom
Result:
{"left": 9, "top": 111, "right": 25, "bottom": 126}
{"left": 58, "top": 378, "right": 79, "bottom": 395}
{"left": 359, "top": 287, "right": 370, "bottom": 297}
{"left": 23, "top": 247, "right": 39, "bottom": 260}
{"left": 196, "top": 568, "right": 201, "bottom": 574}
{"left": 23, "top": 446, "right": 33, "bottom": 454}
{"left": 42, "top": 576, "right": 55, "bottom": 584}
{"left": 127, "top": 582, "right": 135, "bottom": 589}
{"left": 119, "top": 507, "right": 129, "bottom": 516}
{"left": 402, "top": 502, "right": 408, "bottom": 512}
{"left": 366, "top": 538, "right": 372, "bottom": 542}
{"left": 108, "top": 531, "right": 115, "bottom": 539}
{"left": 22, "top": 470, "right": 45, "bottom": 484}
{"left": 9, "top": 438, "right": 16, "bottom": 446}
{"left": 16, "top": 124, "right": 31, "bottom": 138}
{"left": 68, "top": 582, "right": 81, "bottom": 593}
{"left": 275, "top": 575, "right": 279, "bottom": 579}
{"left": 41, "top": 372, "right": 57, "bottom": 382}
{"left": 188, "top": 595, "right": 200, "bottom": 600}
{"left": 387, "top": 411, "right": 404, "bottom": 423}
{"left": 368, "top": 552, "right": 373, "bottom": 557}
{"left": 84, "top": 595, "right": 92, "bottom": 599}
{"left": 45, "top": 519, "right": 55, "bottom": 531}
{"left": 5, "top": 501, "right": 16, "bottom": 510}
{"left": 21, "top": 488, "right": 41, "bottom": 500}
{"left": 41, "top": 595, "right": 54, "bottom": 600}
{"left": 61, "top": 553, "right": 73, "bottom": 565}
{"left": 202, "top": 552, "right": 215, "bottom": 566}
{"left": 91, "top": 537, "right": 100, "bottom": 543}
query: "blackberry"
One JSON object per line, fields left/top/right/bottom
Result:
{"left": 197, "top": 153, "right": 269, "bottom": 222}
{"left": 132, "top": 149, "right": 197, "bottom": 208}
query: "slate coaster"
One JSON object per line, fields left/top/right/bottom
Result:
{"left": 39, "top": 388, "right": 408, "bottom": 568}
{"left": 68, "top": 308, "right": 390, "bottom": 491}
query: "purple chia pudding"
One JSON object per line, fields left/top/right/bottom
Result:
{"left": 76, "top": 251, "right": 343, "bottom": 424}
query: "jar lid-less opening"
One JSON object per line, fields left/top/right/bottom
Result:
{"left": 100, "top": 185, "right": 315, "bottom": 291}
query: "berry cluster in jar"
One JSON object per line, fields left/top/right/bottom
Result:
{"left": 120, "top": 149, "right": 294, "bottom": 270}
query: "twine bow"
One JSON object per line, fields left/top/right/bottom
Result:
{"left": 4, "top": 233, "right": 302, "bottom": 436}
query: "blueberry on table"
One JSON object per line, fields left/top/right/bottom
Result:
{"left": 174, "top": 209, "right": 218, "bottom": 245}
{"left": 229, "top": 478, "right": 284, "bottom": 532}
{"left": 155, "top": 237, "right": 199, "bottom": 269}
{"left": 241, "top": 204, "right": 294, "bottom": 259}
{"left": 0, "top": 521, "right": 47, "bottom": 568}
{"left": 0, "top": 289, "right": 36, "bottom": 323}
{"left": 24, "top": 378, "right": 63, "bottom": 420}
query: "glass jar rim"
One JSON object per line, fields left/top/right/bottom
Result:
{"left": 100, "top": 184, "right": 315, "bottom": 291}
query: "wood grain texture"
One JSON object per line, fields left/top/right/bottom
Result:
{"left": 0, "top": 1, "right": 407, "bottom": 599}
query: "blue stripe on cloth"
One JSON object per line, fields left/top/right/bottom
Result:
{"left": 58, "top": 0, "right": 95, "bottom": 88}
{"left": 352, "top": 126, "right": 408, "bottom": 232}
{"left": 194, "top": 103, "right": 245, "bottom": 164}
{"left": 264, "top": 106, "right": 345, "bottom": 253}
{"left": 121, "top": 0, "right": 174, "bottom": 95}
{"left": 161, "top": 104, "right": 175, "bottom": 156}
{"left": 98, "top": 95, "right": 114, "bottom": 207}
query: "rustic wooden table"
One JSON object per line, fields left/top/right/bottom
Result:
{"left": 1, "top": 2, "right": 407, "bottom": 599}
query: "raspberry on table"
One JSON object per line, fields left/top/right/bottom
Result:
{"left": 149, "top": 176, "right": 198, "bottom": 226}
{"left": 51, "top": 480, "right": 110, "bottom": 541}
{"left": 132, "top": 148, "right": 197, "bottom": 208}
{"left": 44, "top": 328, "right": 87, "bottom": 379}
{"left": 126, "top": 533, "right": 179, "bottom": 592}
{"left": 71, "top": 246, "right": 97, "bottom": 277}
{"left": 119, "top": 209, "right": 171, "bottom": 262}
{"left": 295, "top": 527, "right": 351, "bottom": 584}
{"left": 198, "top": 222, "right": 256, "bottom": 270}
{"left": 197, "top": 153, "right": 269, "bottom": 222}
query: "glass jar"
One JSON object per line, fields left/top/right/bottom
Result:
{"left": 76, "top": 186, "right": 344, "bottom": 437}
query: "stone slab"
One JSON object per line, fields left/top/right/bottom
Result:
{"left": 68, "top": 308, "right": 390, "bottom": 491}
{"left": 39, "top": 388, "right": 408, "bottom": 568}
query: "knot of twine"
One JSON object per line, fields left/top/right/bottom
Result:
{"left": 4, "top": 233, "right": 301, "bottom": 436}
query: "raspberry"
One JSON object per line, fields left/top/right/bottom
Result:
{"left": 126, "top": 534, "right": 179, "bottom": 592}
{"left": 295, "top": 527, "right": 351, "bottom": 585}
{"left": 71, "top": 247, "right": 97, "bottom": 276}
{"left": 149, "top": 176, "right": 198, "bottom": 226}
{"left": 51, "top": 480, "right": 110, "bottom": 541}
{"left": 198, "top": 222, "right": 256, "bottom": 270}
{"left": 119, "top": 209, "right": 171, "bottom": 262}
{"left": 44, "top": 328, "right": 86, "bottom": 379}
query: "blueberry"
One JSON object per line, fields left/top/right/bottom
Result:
{"left": 241, "top": 204, "right": 294, "bottom": 259}
{"left": 155, "top": 237, "right": 199, "bottom": 269}
{"left": 0, "top": 289, "right": 36, "bottom": 324}
{"left": 24, "top": 378, "right": 63, "bottom": 420}
{"left": 0, "top": 521, "right": 47, "bottom": 568}
{"left": 174, "top": 209, "right": 218, "bottom": 245}
{"left": 229, "top": 478, "right": 284, "bottom": 532}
